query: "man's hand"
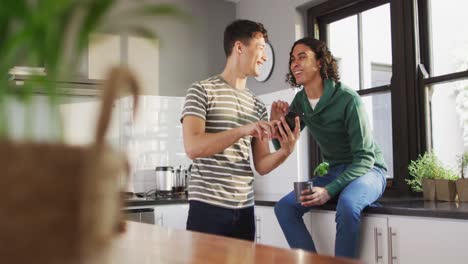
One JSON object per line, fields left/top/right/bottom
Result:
{"left": 300, "top": 187, "right": 331, "bottom": 207}
{"left": 241, "top": 120, "right": 277, "bottom": 141}
{"left": 270, "top": 100, "right": 289, "bottom": 121}
{"left": 275, "top": 116, "right": 300, "bottom": 156}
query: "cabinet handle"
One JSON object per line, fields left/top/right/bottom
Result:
{"left": 156, "top": 215, "right": 163, "bottom": 226}
{"left": 387, "top": 227, "right": 397, "bottom": 264}
{"left": 374, "top": 227, "right": 383, "bottom": 262}
{"left": 255, "top": 216, "right": 261, "bottom": 242}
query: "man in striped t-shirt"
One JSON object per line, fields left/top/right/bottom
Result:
{"left": 181, "top": 19, "right": 301, "bottom": 241}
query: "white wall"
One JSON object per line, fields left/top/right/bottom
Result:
{"left": 253, "top": 89, "right": 311, "bottom": 198}
{"left": 236, "top": 0, "right": 327, "bottom": 95}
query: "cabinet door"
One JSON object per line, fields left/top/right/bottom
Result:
{"left": 359, "top": 215, "right": 389, "bottom": 264}
{"left": 388, "top": 215, "right": 468, "bottom": 264}
{"left": 308, "top": 210, "right": 336, "bottom": 256}
{"left": 127, "top": 36, "right": 159, "bottom": 95}
{"left": 88, "top": 33, "right": 121, "bottom": 80}
{"left": 255, "top": 206, "right": 289, "bottom": 248}
{"left": 157, "top": 204, "right": 189, "bottom": 230}
{"left": 254, "top": 207, "right": 262, "bottom": 243}
{"left": 154, "top": 210, "right": 164, "bottom": 227}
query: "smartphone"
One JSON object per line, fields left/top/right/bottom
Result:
{"left": 275, "top": 111, "right": 300, "bottom": 133}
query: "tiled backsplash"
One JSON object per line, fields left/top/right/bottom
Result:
{"left": 58, "top": 89, "right": 308, "bottom": 195}
{"left": 120, "top": 96, "right": 190, "bottom": 192}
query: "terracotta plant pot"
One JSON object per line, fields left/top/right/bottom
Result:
{"left": 456, "top": 179, "right": 468, "bottom": 202}
{"left": 435, "top": 179, "right": 457, "bottom": 201}
{"left": 422, "top": 179, "right": 437, "bottom": 201}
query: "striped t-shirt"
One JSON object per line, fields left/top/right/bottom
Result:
{"left": 181, "top": 75, "right": 268, "bottom": 209}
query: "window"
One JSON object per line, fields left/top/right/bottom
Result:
{"left": 310, "top": 1, "right": 394, "bottom": 178}
{"left": 419, "top": 0, "right": 468, "bottom": 169}
{"left": 328, "top": 15, "right": 359, "bottom": 90}
{"left": 427, "top": 80, "right": 468, "bottom": 169}
{"left": 361, "top": 92, "right": 394, "bottom": 178}
{"left": 307, "top": 0, "right": 468, "bottom": 194}
{"left": 427, "top": 0, "right": 468, "bottom": 77}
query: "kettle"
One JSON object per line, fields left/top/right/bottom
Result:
{"left": 155, "top": 166, "right": 174, "bottom": 193}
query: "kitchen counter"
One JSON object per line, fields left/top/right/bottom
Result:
{"left": 125, "top": 194, "right": 468, "bottom": 220}
{"left": 107, "top": 221, "right": 361, "bottom": 264}
{"left": 255, "top": 195, "right": 468, "bottom": 220}
{"left": 124, "top": 196, "right": 188, "bottom": 207}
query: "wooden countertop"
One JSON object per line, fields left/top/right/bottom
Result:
{"left": 108, "top": 222, "right": 361, "bottom": 264}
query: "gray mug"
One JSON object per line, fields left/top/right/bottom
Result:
{"left": 293, "top": 181, "right": 313, "bottom": 203}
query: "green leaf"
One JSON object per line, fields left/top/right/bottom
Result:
{"left": 313, "top": 162, "right": 329, "bottom": 176}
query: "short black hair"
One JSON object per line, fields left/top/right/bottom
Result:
{"left": 223, "top": 19, "right": 268, "bottom": 57}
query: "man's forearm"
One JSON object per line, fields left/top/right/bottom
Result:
{"left": 185, "top": 127, "right": 246, "bottom": 159}
{"left": 254, "top": 149, "right": 290, "bottom": 175}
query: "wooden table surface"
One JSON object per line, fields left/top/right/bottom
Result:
{"left": 108, "top": 222, "right": 362, "bottom": 264}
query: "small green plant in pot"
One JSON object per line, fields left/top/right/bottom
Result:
{"left": 433, "top": 164, "right": 458, "bottom": 202}
{"left": 456, "top": 151, "right": 468, "bottom": 202}
{"left": 406, "top": 152, "right": 439, "bottom": 200}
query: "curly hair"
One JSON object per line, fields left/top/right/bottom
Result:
{"left": 286, "top": 37, "right": 339, "bottom": 87}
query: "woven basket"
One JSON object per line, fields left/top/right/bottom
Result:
{"left": 0, "top": 67, "right": 140, "bottom": 264}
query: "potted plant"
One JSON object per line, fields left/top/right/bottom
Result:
{"left": 0, "top": 1, "right": 182, "bottom": 263}
{"left": 406, "top": 152, "right": 439, "bottom": 200}
{"left": 456, "top": 151, "right": 468, "bottom": 202}
{"left": 433, "top": 164, "right": 458, "bottom": 202}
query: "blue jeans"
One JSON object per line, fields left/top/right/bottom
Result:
{"left": 274, "top": 164, "right": 387, "bottom": 258}
{"left": 186, "top": 200, "right": 255, "bottom": 241}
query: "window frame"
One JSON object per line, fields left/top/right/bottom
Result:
{"left": 307, "top": 0, "right": 422, "bottom": 196}
{"left": 417, "top": 0, "right": 468, "bottom": 151}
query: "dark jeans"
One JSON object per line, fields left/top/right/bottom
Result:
{"left": 186, "top": 200, "right": 255, "bottom": 241}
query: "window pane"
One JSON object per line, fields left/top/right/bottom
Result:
{"left": 430, "top": 79, "right": 468, "bottom": 170}
{"left": 328, "top": 15, "right": 360, "bottom": 91}
{"left": 362, "top": 4, "right": 392, "bottom": 88}
{"left": 361, "top": 92, "right": 394, "bottom": 178}
{"left": 429, "top": 0, "right": 468, "bottom": 76}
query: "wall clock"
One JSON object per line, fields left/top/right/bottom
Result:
{"left": 255, "top": 42, "right": 274, "bottom": 82}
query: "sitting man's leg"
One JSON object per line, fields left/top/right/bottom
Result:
{"left": 334, "top": 166, "right": 387, "bottom": 258}
{"left": 275, "top": 165, "right": 348, "bottom": 251}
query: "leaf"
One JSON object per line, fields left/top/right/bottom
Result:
{"left": 313, "top": 162, "right": 329, "bottom": 176}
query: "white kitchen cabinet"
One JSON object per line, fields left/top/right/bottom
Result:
{"left": 254, "top": 206, "right": 289, "bottom": 248}
{"left": 309, "top": 210, "right": 336, "bottom": 255}
{"left": 359, "top": 215, "right": 389, "bottom": 264}
{"left": 154, "top": 204, "right": 189, "bottom": 230}
{"left": 88, "top": 33, "right": 159, "bottom": 95}
{"left": 88, "top": 33, "right": 121, "bottom": 80}
{"left": 306, "top": 210, "right": 468, "bottom": 264}
{"left": 308, "top": 211, "right": 389, "bottom": 263}
{"left": 127, "top": 36, "right": 159, "bottom": 95}
{"left": 387, "top": 215, "right": 468, "bottom": 264}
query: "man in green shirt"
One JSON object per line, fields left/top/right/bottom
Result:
{"left": 273, "top": 37, "right": 387, "bottom": 259}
